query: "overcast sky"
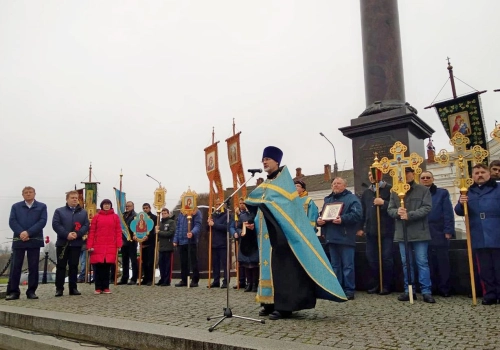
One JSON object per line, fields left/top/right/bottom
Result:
{"left": 1, "top": 1, "right": 499, "bottom": 245}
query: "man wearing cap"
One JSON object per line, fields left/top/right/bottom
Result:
{"left": 294, "top": 180, "right": 319, "bottom": 232}
{"left": 246, "top": 146, "right": 346, "bottom": 321}
{"left": 388, "top": 167, "right": 434, "bottom": 303}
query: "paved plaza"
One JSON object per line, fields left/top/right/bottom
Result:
{"left": 0, "top": 281, "right": 498, "bottom": 350}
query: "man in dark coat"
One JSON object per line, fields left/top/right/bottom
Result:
{"left": 455, "top": 163, "right": 500, "bottom": 305}
{"left": 388, "top": 168, "right": 434, "bottom": 303}
{"left": 420, "top": 171, "right": 455, "bottom": 297}
{"left": 140, "top": 203, "right": 157, "bottom": 286}
{"left": 356, "top": 171, "right": 395, "bottom": 295}
{"left": 6, "top": 186, "right": 48, "bottom": 300}
{"left": 318, "top": 177, "right": 363, "bottom": 300}
{"left": 234, "top": 198, "right": 259, "bottom": 292}
{"left": 52, "top": 190, "right": 90, "bottom": 297}
{"left": 207, "top": 199, "right": 232, "bottom": 288}
{"left": 118, "top": 201, "right": 138, "bottom": 285}
{"left": 155, "top": 208, "right": 175, "bottom": 286}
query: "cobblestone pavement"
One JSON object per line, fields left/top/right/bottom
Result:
{"left": 0, "top": 281, "right": 498, "bottom": 350}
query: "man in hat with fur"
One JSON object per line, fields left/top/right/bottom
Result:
{"left": 245, "top": 146, "right": 346, "bottom": 321}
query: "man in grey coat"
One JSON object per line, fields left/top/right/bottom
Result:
{"left": 388, "top": 167, "right": 434, "bottom": 303}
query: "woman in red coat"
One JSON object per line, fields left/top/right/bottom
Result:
{"left": 87, "top": 199, "right": 122, "bottom": 294}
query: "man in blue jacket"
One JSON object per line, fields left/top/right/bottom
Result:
{"left": 6, "top": 186, "right": 48, "bottom": 300}
{"left": 317, "top": 177, "right": 363, "bottom": 300}
{"left": 455, "top": 163, "right": 500, "bottom": 305}
{"left": 173, "top": 208, "right": 202, "bottom": 287}
{"left": 52, "top": 190, "right": 89, "bottom": 297}
{"left": 207, "top": 199, "right": 232, "bottom": 288}
{"left": 420, "top": 171, "right": 455, "bottom": 297}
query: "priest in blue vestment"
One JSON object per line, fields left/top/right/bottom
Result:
{"left": 245, "top": 146, "right": 346, "bottom": 320}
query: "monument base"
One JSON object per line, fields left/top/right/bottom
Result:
{"left": 339, "top": 105, "right": 434, "bottom": 195}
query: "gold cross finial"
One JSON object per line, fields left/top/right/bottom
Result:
{"left": 375, "top": 141, "right": 423, "bottom": 200}
{"left": 491, "top": 124, "right": 500, "bottom": 143}
{"left": 434, "top": 133, "right": 488, "bottom": 191}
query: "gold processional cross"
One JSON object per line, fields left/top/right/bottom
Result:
{"left": 375, "top": 141, "right": 423, "bottom": 304}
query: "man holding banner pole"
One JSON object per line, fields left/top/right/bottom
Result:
{"left": 357, "top": 165, "right": 394, "bottom": 295}
{"left": 455, "top": 163, "right": 500, "bottom": 305}
{"left": 117, "top": 201, "right": 138, "bottom": 285}
{"left": 174, "top": 189, "right": 202, "bottom": 288}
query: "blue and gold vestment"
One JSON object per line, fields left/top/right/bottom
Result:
{"left": 246, "top": 166, "right": 346, "bottom": 311}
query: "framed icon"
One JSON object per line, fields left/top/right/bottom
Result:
{"left": 180, "top": 187, "right": 198, "bottom": 217}
{"left": 206, "top": 151, "right": 216, "bottom": 173}
{"left": 320, "top": 202, "right": 344, "bottom": 221}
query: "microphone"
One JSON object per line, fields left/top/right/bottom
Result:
{"left": 247, "top": 168, "right": 262, "bottom": 174}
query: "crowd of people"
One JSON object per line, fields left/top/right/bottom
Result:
{"left": 5, "top": 151, "right": 500, "bottom": 319}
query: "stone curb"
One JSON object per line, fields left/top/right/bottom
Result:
{"left": 0, "top": 305, "right": 339, "bottom": 350}
{"left": 0, "top": 325, "right": 109, "bottom": 350}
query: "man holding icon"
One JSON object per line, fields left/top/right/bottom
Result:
{"left": 317, "top": 177, "right": 362, "bottom": 300}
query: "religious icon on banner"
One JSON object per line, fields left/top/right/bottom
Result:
{"left": 229, "top": 142, "right": 238, "bottom": 165}
{"left": 206, "top": 152, "right": 216, "bottom": 172}
{"left": 449, "top": 112, "right": 472, "bottom": 137}
{"left": 131, "top": 212, "right": 154, "bottom": 242}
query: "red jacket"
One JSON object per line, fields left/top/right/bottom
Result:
{"left": 87, "top": 209, "right": 122, "bottom": 264}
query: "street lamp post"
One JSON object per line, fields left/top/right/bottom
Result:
{"left": 146, "top": 174, "right": 161, "bottom": 187}
{"left": 319, "top": 132, "right": 338, "bottom": 178}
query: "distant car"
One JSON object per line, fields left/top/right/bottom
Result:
{"left": 20, "top": 271, "right": 56, "bottom": 285}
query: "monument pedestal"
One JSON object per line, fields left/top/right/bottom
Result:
{"left": 339, "top": 105, "right": 434, "bottom": 195}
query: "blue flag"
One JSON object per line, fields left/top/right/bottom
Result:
{"left": 114, "top": 188, "right": 131, "bottom": 241}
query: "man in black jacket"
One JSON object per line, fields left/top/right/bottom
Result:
{"left": 356, "top": 171, "right": 395, "bottom": 295}
{"left": 156, "top": 208, "right": 175, "bottom": 286}
{"left": 140, "top": 203, "right": 157, "bottom": 286}
{"left": 52, "top": 190, "right": 89, "bottom": 297}
{"left": 118, "top": 201, "right": 138, "bottom": 285}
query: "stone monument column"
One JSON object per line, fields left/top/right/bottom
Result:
{"left": 339, "top": 0, "right": 434, "bottom": 195}
{"left": 360, "top": 0, "right": 405, "bottom": 106}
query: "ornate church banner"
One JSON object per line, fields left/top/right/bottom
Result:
{"left": 433, "top": 92, "right": 489, "bottom": 163}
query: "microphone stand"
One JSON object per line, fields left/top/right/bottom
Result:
{"left": 207, "top": 171, "right": 265, "bottom": 332}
